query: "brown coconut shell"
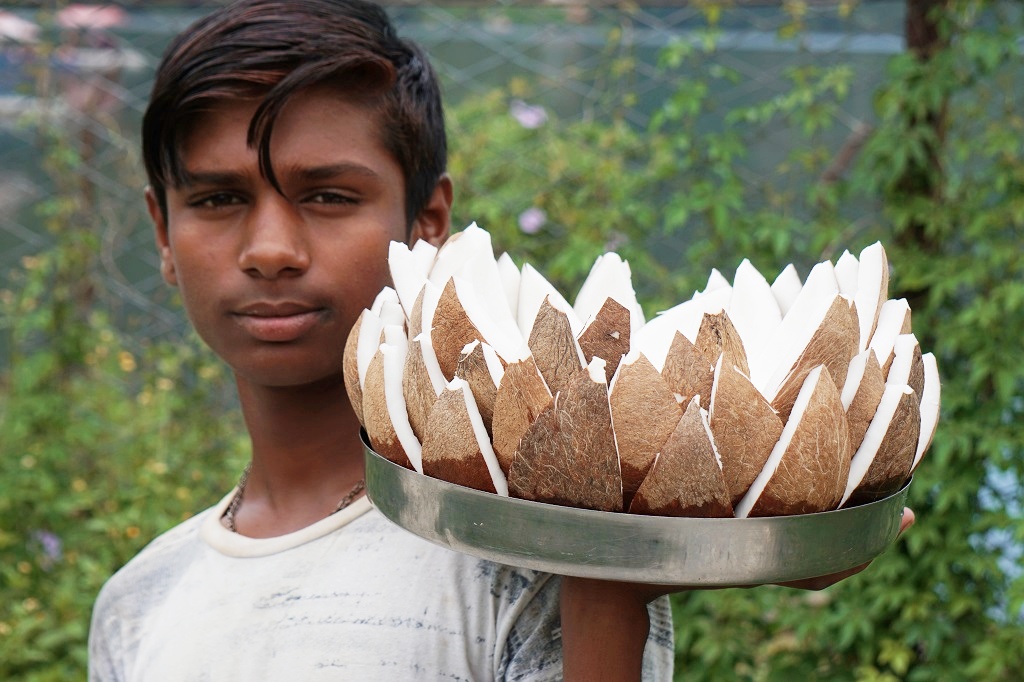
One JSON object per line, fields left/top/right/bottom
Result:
{"left": 402, "top": 335, "right": 439, "bottom": 441}
{"left": 491, "top": 356, "right": 553, "bottom": 475}
{"left": 877, "top": 306, "right": 914, "bottom": 374}
{"left": 407, "top": 286, "right": 426, "bottom": 340}
{"left": 609, "top": 353, "right": 683, "bottom": 507}
{"left": 746, "top": 367, "right": 852, "bottom": 517}
{"left": 846, "top": 388, "right": 920, "bottom": 507}
{"left": 661, "top": 331, "right": 715, "bottom": 411}
{"left": 846, "top": 351, "right": 886, "bottom": 454}
{"left": 508, "top": 367, "right": 623, "bottom": 512}
{"left": 907, "top": 344, "right": 925, "bottom": 400}
{"left": 362, "top": 347, "right": 413, "bottom": 470}
{"left": 629, "top": 398, "right": 733, "bottom": 518}
{"left": 695, "top": 310, "right": 750, "bottom": 377}
{"left": 710, "top": 355, "right": 785, "bottom": 507}
{"left": 771, "top": 296, "right": 859, "bottom": 422}
{"left": 454, "top": 342, "right": 499, "bottom": 435}
{"left": 527, "top": 297, "right": 584, "bottom": 398}
{"left": 430, "top": 278, "right": 484, "bottom": 381}
{"left": 343, "top": 309, "right": 366, "bottom": 426}
{"left": 577, "top": 297, "right": 631, "bottom": 383}
{"left": 420, "top": 384, "right": 498, "bottom": 494}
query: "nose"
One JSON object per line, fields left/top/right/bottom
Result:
{"left": 237, "top": 197, "right": 311, "bottom": 279}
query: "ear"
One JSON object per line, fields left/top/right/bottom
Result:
{"left": 408, "top": 174, "right": 453, "bottom": 248}
{"left": 146, "top": 186, "right": 178, "bottom": 287}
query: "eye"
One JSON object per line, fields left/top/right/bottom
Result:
{"left": 188, "top": 192, "right": 244, "bottom": 209}
{"left": 304, "top": 191, "right": 358, "bottom": 206}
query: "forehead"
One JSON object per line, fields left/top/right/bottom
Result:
{"left": 178, "top": 85, "right": 392, "bottom": 173}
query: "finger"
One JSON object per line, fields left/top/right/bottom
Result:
{"left": 898, "top": 507, "right": 916, "bottom": 535}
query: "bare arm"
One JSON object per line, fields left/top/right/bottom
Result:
{"left": 559, "top": 507, "right": 916, "bottom": 681}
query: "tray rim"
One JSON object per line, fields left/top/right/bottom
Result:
{"left": 363, "top": 434, "right": 911, "bottom": 584}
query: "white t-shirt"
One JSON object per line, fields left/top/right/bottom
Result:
{"left": 89, "top": 492, "right": 674, "bottom": 681}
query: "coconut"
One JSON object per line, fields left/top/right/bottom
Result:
{"left": 770, "top": 263, "right": 803, "bottom": 317}
{"left": 429, "top": 278, "right": 483, "bottom": 380}
{"left": 343, "top": 308, "right": 368, "bottom": 425}
{"left": 363, "top": 337, "right": 417, "bottom": 471}
{"left": 701, "top": 267, "right": 731, "bottom": 296}
{"left": 454, "top": 340, "right": 505, "bottom": 434}
{"left": 496, "top": 252, "right": 521, "bottom": 318}
{"left": 634, "top": 288, "right": 729, "bottom": 371}
{"left": 695, "top": 310, "right": 750, "bottom": 377}
{"left": 913, "top": 352, "right": 941, "bottom": 471}
{"left": 841, "top": 383, "right": 920, "bottom": 507}
{"left": 885, "top": 333, "right": 925, "bottom": 399}
{"left": 527, "top": 296, "right": 586, "bottom": 397}
{"left": 608, "top": 350, "right": 683, "bottom": 507}
{"left": 768, "top": 295, "right": 859, "bottom": 422}
{"left": 629, "top": 397, "right": 733, "bottom": 518}
{"left": 727, "top": 259, "right": 782, "bottom": 386}
{"left": 735, "top": 365, "right": 851, "bottom": 518}
{"left": 508, "top": 358, "right": 623, "bottom": 512}
{"left": 577, "top": 297, "right": 631, "bottom": 382}
{"left": 573, "top": 252, "right": 645, "bottom": 335}
{"left": 388, "top": 239, "right": 437, "bottom": 320}
{"left": 420, "top": 377, "right": 508, "bottom": 495}
{"left": 841, "top": 349, "right": 886, "bottom": 454}
{"left": 854, "top": 242, "right": 890, "bottom": 350}
{"left": 518, "top": 262, "right": 583, "bottom": 339}
{"left": 491, "top": 354, "right": 553, "bottom": 474}
{"left": 834, "top": 249, "right": 860, "bottom": 299}
{"left": 403, "top": 332, "right": 442, "bottom": 441}
{"left": 868, "top": 298, "right": 912, "bottom": 372}
{"left": 660, "top": 331, "right": 715, "bottom": 410}
{"left": 709, "top": 353, "right": 785, "bottom": 507}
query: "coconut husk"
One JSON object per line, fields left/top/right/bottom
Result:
{"left": 710, "top": 355, "right": 784, "bottom": 507}
{"left": 695, "top": 310, "right": 750, "bottom": 377}
{"left": 491, "top": 356, "right": 553, "bottom": 475}
{"left": 577, "top": 297, "right": 631, "bottom": 382}
{"left": 845, "top": 387, "right": 920, "bottom": 507}
{"left": 407, "top": 286, "right": 426, "bottom": 340}
{"left": 343, "top": 309, "right": 366, "bottom": 426}
{"left": 609, "top": 353, "right": 683, "bottom": 507}
{"left": 908, "top": 344, "right": 925, "bottom": 400}
{"left": 629, "top": 398, "right": 733, "bottom": 518}
{"left": 846, "top": 351, "right": 885, "bottom": 454}
{"left": 527, "top": 297, "right": 584, "bottom": 397}
{"left": 430, "top": 277, "right": 486, "bottom": 381}
{"left": 661, "top": 331, "right": 715, "bottom": 411}
{"left": 745, "top": 367, "right": 851, "bottom": 517}
{"left": 454, "top": 342, "right": 499, "bottom": 435}
{"left": 508, "top": 364, "right": 623, "bottom": 512}
{"left": 403, "top": 335, "right": 439, "bottom": 441}
{"left": 420, "top": 383, "right": 499, "bottom": 494}
{"left": 362, "top": 347, "right": 413, "bottom": 470}
{"left": 770, "top": 296, "right": 859, "bottom": 422}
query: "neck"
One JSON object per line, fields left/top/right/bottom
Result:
{"left": 231, "top": 374, "right": 366, "bottom": 537}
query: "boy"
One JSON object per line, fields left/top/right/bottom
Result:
{"left": 89, "top": 2, "right": 912, "bottom": 680}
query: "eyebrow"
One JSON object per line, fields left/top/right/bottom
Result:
{"left": 179, "top": 163, "right": 382, "bottom": 188}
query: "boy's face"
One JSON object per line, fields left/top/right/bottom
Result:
{"left": 147, "top": 85, "right": 450, "bottom": 389}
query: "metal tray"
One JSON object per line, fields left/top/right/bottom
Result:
{"left": 363, "top": 437, "right": 910, "bottom": 585}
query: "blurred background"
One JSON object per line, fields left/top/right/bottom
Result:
{"left": 0, "top": 1, "right": 1021, "bottom": 679}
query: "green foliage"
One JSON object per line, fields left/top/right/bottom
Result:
{"left": 1, "top": 1, "right": 1022, "bottom": 679}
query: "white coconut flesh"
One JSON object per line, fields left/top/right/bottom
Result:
{"left": 699, "top": 404, "right": 724, "bottom": 471}
{"left": 760, "top": 291, "right": 841, "bottom": 400}
{"left": 727, "top": 259, "right": 782, "bottom": 388}
{"left": 496, "top": 252, "right": 521, "bottom": 318}
{"left": 388, "top": 240, "right": 436, "bottom": 319}
{"left": 841, "top": 382, "right": 914, "bottom": 506}
{"left": 868, "top": 298, "right": 912, "bottom": 368}
{"left": 412, "top": 330, "right": 446, "bottom": 395}
{"left": 356, "top": 310, "right": 384, "bottom": 390}
{"left": 427, "top": 222, "right": 492, "bottom": 290}
{"left": 700, "top": 267, "right": 731, "bottom": 296}
{"left": 914, "top": 352, "right": 941, "bottom": 471}
{"left": 885, "top": 333, "right": 920, "bottom": 387}
{"left": 370, "top": 286, "right": 400, "bottom": 317}
{"left": 854, "top": 241, "right": 889, "bottom": 350}
{"left": 834, "top": 250, "right": 860, "bottom": 299}
{"left": 841, "top": 349, "right": 872, "bottom": 410}
{"left": 770, "top": 263, "right": 803, "bottom": 317}
{"left": 449, "top": 275, "right": 523, "bottom": 362}
{"left": 634, "top": 293, "right": 726, "bottom": 372}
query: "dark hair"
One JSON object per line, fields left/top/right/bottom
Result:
{"left": 142, "top": 0, "right": 446, "bottom": 227}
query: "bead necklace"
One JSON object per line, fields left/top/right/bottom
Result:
{"left": 222, "top": 463, "right": 366, "bottom": 533}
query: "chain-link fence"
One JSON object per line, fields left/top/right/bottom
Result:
{"left": 0, "top": 1, "right": 906, "bottom": 361}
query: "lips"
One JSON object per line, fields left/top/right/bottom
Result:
{"left": 232, "top": 302, "right": 326, "bottom": 343}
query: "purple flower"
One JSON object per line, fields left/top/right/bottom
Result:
{"left": 510, "top": 99, "right": 548, "bottom": 129}
{"left": 31, "top": 530, "right": 62, "bottom": 569}
{"left": 518, "top": 207, "right": 547, "bottom": 235}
